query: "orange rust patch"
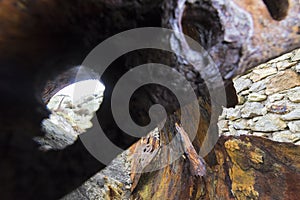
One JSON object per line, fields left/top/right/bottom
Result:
{"left": 225, "top": 139, "right": 260, "bottom": 199}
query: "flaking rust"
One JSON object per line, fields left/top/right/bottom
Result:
{"left": 175, "top": 123, "right": 206, "bottom": 177}
{"left": 130, "top": 123, "right": 206, "bottom": 192}
{"left": 130, "top": 128, "right": 161, "bottom": 192}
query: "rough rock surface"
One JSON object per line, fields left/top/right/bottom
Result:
{"left": 219, "top": 49, "right": 300, "bottom": 144}
{"left": 35, "top": 80, "right": 104, "bottom": 150}
{"left": 62, "top": 150, "right": 132, "bottom": 200}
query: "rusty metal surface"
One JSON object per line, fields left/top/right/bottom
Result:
{"left": 165, "top": 0, "right": 300, "bottom": 82}
{"left": 0, "top": 0, "right": 299, "bottom": 199}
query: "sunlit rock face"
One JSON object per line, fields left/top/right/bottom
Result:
{"left": 219, "top": 49, "right": 300, "bottom": 144}
{"left": 42, "top": 66, "right": 101, "bottom": 104}
{"left": 35, "top": 80, "right": 105, "bottom": 150}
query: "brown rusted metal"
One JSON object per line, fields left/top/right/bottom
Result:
{"left": 164, "top": 0, "right": 300, "bottom": 83}
{"left": 132, "top": 135, "right": 300, "bottom": 199}
{"left": 0, "top": 0, "right": 299, "bottom": 199}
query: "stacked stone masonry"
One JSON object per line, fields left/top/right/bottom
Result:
{"left": 219, "top": 49, "right": 300, "bottom": 145}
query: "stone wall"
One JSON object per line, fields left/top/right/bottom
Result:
{"left": 219, "top": 49, "right": 300, "bottom": 144}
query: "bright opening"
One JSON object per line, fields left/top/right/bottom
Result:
{"left": 36, "top": 78, "right": 105, "bottom": 150}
